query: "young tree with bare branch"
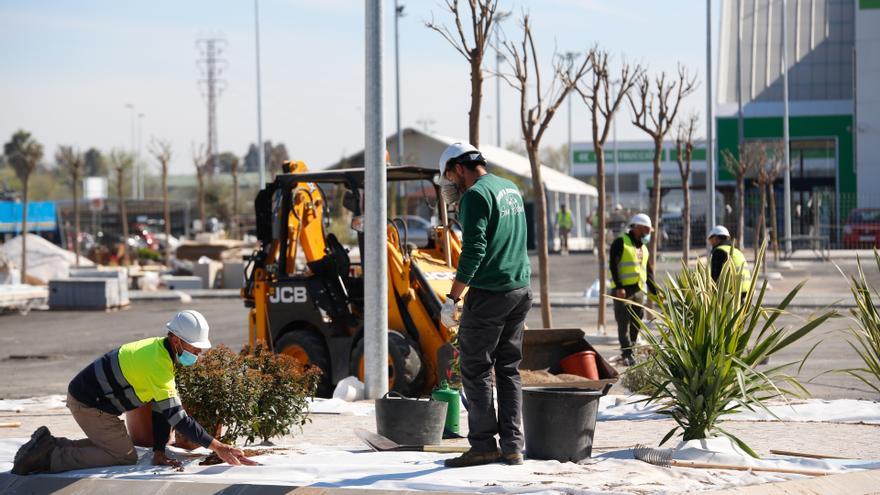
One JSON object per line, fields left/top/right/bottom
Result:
{"left": 721, "top": 142, "right": 765, "bottom": 249}
{"left": 674, "top": 113, "right": 699, "bottom": 263}
{"left": 628, "top": 66, "right": 697, "bottom": 265}
{"left": 56, "top": 146, "right": 85, "bottom": 267}
{"left": 229, "top": 154, "right": 241, "bottom": 239}
{"left": 109, "top": 150, "right": 133, "bottom": 266}
{"left": 575, "top": 48, "right": 643, "bottom": 333}
{"left": 755, "top": 142, "right": 785, "bottom": 264}
{"left": 192, "top": 144, "right": 208, "bottom": 230}
{"left": 426, "top": 0, "right": 500, "bottom": 147}
{"left": 499, "top": 15, "right": 591, "bottom": 328}
{"left": 764, "top": 143, "right": 786, "bottom": 262}
{"left": 148, "top": 138, "right": 173, "bottom": 263}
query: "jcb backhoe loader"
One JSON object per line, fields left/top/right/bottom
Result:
{"left": 242, "top": 161, "right": 462, "bottom": 397}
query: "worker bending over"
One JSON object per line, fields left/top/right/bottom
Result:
{"left": 13, "top": 310, "right": 256, "bottom": 475}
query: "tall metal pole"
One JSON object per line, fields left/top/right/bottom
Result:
{"left": 394, "top": 1, "right": 405, "bottom": 214}
{"left": 495, "top": 26, "right": 502, "bottom": 147}
{"left": 736, "top": 0, "right": 745, "bottom": 150}
{"left": 394, "top": 1, "right": 404, "bottom": 166}
{"left": 613, "top": 107, "right": 619, "bottom": 206}
{"left": 564, "top": 51, "right": 579, "bottom": 177}
{"left": 364, "top": 0, "right": 388, "bottom": 399}
{"left": 706, "top": 0, "right": 716, "bottom": 235}
{"left": 255, "top": 0, "right": 265, "bottom": 188}
{"left": 782, "top": 0, "right": 792, "bottom": 255}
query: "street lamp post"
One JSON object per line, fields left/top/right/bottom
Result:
{"left": 137, "top": 112, "right": 144, "bottom": 199}
{"left": 255, "top": 0, "right": 266, "bottom": 189}
{"left": 565, "top": 51, "right": 579, "bottom": 177}
{"left": 394, "top": 1, "right": 405, "bottom": 214}
{"left": 494, "top": 11, "right": 511, "bottom": 148}
{"left": 706, "top": 0, "right": 716, "bottom": 238}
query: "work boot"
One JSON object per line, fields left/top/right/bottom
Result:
{"left": 444, "top": 449, "right": 501, "bottom": 468}
{"left": 502, "top": 452, "right": 524, "bottom": 465}
{"left": 622, "top": 355, "right": 636, "bottom": 367}
{"left": 12, "top": 426, "right": 55, "bottom": 475}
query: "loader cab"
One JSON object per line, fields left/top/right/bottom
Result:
{"left": 244, "top": 166, "right": 461, "bottom": 398}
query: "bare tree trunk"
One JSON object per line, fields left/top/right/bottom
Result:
{"left": 736, "top": 175, "right": 745, "bottom": 249}
{"left": 20, "top": 177, "right": 29, "bottom": 282}
{"left": 197, "top": 172, "right": 206, "bottom": 229}
{"left": 118, "top": 171, "right": 130, "bottom": 266}
{"left": 649, "top": 141, "right": 662, "bottom": 265}
{"left": 72, "top": 174, "right": 80, "bottom": 267}
{"left": 756, "top": 181, "right": 766, "bottom": 265}
{"left": 596, "top": 145, "right": 607, "bottom": 331}
{"left": 682, "top": 176, "right": 691, "bottom": 262}
{"left": 768, "top": 182, "right": 779, "bottom": 262}
{"left": 528, "top": 147, "right": 553, "bottom": 328}
{"left": 469, "top": 60, "right": 483, "bottom": 147}
{"left": 162, "top": 169, "right": 171, "bottom": 264}
{"left": 232, "top": 171, "right": 239, "bottom": 239}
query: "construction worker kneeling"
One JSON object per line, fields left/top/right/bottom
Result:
{"left": 12, "top": 310, "right": 257, "bottom": 475}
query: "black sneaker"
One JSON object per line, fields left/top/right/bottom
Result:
{"left": 12, "top": 426, "right": 54, "bottom": 475}
{"left": 502, "top": 452, "right": 524, "bottom": 465}
{"left": 623, "top": 355, "right": 636, "bottom": 367}
{"left": 444, "top": 449, "right": 501, "bottom": 468}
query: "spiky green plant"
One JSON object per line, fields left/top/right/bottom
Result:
{"left": 632, "top": 245, "right": 836, "bottom": 456}
{"left": 839, "top": 251, "right": 880, "bottom": 396}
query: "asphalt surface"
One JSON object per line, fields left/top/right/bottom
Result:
{"left": 0, "top": 251, "right": 875, "bottom": 400}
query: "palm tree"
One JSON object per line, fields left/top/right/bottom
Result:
{"left": 56, "top": 146, "right": 85, "bottom": 266}
{"left": 3, "top": 130, "right": 44, "bottom": 282}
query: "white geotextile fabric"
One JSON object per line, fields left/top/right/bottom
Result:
{"left": 596, "top": 395, "right": 880, "bottom": 425}
{"left": 4, "top": 395, "right": 880, "bottom": 426}
{"left": 2, "top": 438, "right": 875, "bottom": 494}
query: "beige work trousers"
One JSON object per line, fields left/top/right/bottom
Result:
{"left": 49, "top": 393, "right": 138, "bottom": 473}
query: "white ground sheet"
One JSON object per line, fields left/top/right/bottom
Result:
{"left": 1, "top": 437, "right": 877, "bottom": 494}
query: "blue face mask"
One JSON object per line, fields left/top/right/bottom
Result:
{"left": 641, "top": 233, "right": 651, "bottom": 244}
{"left": 177, "top": 349, "right": 198, "bottom": 367}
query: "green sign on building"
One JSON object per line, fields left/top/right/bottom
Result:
{"left": 573, "top": 147, "right": 707, "bottom": 164}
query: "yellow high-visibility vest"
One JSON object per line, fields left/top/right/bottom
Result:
{"left": 556, "top": 210, "right": 573, "bottom": 230}
{"left": 716, "top": 244, "right": 753, "bottom": 294}
{"left": 117, "top": 337, "right": 178, "bottom": 405}
{"left": 610, "top": 234, "right": 648, "bottom": 292}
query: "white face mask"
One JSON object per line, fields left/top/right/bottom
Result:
{"left": 439, "top": 175, "right": 461, "bottom": 206}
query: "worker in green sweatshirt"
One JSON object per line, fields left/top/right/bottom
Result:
{"left": 437, "top": 142, "right": 532, "bottom": 468}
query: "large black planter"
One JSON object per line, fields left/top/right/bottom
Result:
{"left": 376, "top": 393, "right": 448, "bottom": 446}
{"left": 523, "top": 387, "right": 602, "bottom": 462}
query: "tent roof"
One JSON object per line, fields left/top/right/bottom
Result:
{"left": 413, "top": 129, "right": 597, "bottom": 197}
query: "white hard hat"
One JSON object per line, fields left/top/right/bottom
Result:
{"left": 166, "top": 310, "right": 212, "bottom": 349}
{"left": 629, "top": 213, "right": 653, "bottom": 230}
{"left": 708, "top": 225, "right": 731, "bottom": 239}
{"left": 438, "top": 142, "right": 483, "bottom": 173}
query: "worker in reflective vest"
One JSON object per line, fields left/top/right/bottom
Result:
{"left": 12, "top": 310, "right": 257, "bottom": 475}
{"left": 708, "top": 225, "right": 753, "bottom": 295}
{"left": 609, "top": 213, "right": 656, "bottom": 367}
{"left": 556, "top": 204, "right": 573, "bottom": 254}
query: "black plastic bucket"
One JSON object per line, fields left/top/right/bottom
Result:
{"left": 522, "top": 387, "right": 602, "bottom": 462}
{"left": 375, "top": 393, "right": 448, "bottom": 446}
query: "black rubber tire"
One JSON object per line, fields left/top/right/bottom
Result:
{"left": 349, "top": 330, "right": 426, "bottom": 397}
{"left": 275, "top": 330, "right": 333, "bottom": 398}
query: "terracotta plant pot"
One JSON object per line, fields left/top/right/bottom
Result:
{"left": 560, "top": 350, "right": 600, "bottom": 380}
{"left": 174, "top": 423, "right": 223, "bottom": 450}
{"left": 124, "top": 404, "right": 155, "bottom": 447}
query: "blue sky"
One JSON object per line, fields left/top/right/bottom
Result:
{"left": 0, "top": 1, "right": 720, "bottom": 174}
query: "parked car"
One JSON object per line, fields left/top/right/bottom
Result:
{"left": 843, "top": 208, "right": 880, "bottom": 249}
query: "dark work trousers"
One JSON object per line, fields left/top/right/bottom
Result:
{"left": 612, "top": 290, "right": 646, "bottom": 358}
{"left": 458, "top": 286, "right": 532, "bottom": 455}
